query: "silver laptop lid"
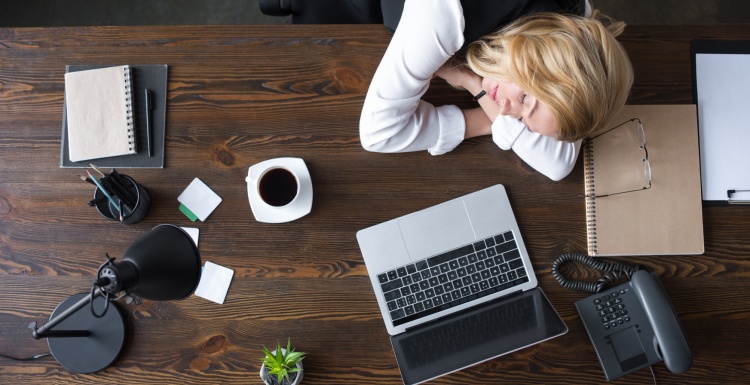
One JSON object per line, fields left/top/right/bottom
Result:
{"left": 357, "top": 184, "right": 538, "bottom": 335}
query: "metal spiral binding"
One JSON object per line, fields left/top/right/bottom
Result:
{"left": 583, "top": 140, "right": 597, "bottom": 254}
{"left": 123, "top": 66, "right": 135, "bottom": 153}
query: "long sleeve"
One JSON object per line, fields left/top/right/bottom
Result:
{"left": 492, "top": 115, "right": 582, "bottom": 181}
{"left": 360, "top": 0, "right": 584, "bottom": 181}
{"left": 359, "top": 0, "right": 466, "bottom": 155}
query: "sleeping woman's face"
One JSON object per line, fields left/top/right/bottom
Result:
{"left": 482, "top": 77, "right": 558, "bottom": 138}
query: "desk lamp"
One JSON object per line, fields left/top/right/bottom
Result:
{"left": 29, "top": 224, "right": 201, "bottom": 373}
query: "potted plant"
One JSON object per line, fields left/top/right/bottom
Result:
{"left": 260, "top": 339, "right": 305, "bottom": 385}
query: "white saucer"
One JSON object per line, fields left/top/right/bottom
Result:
{"left": 246, "top": 158, "right": 313, "bottom": 223}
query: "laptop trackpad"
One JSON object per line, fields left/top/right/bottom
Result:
{"left": 398, "top": 200, "right": 475, "bottom": 261}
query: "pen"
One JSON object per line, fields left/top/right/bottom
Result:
{"left": 145, "top": 89, "right": 153, "bottom": 157}
{"left": 103, "top": 175, "right": 135, "bottom": 209}
{"left": 90, "top": 164, "right": 134, "bottom": 208}
{"left": 86, "top": 169, "right": 122, "bottom": 221}
{"left": 110, "top": 168, "right": 137, "bottom": 207}
{"left": 87, "top": 195, "right": 108, "bottom": 207}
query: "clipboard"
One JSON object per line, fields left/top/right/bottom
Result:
{"left": 692, "top": 40, "right": 750, "bottom": 205}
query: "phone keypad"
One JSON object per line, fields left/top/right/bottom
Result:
{"left": 593, "top": 289, "right": 631, "bottom": 329}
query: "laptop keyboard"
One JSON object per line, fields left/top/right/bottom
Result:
{"left": 397, "top": 293, "right": 535, "bottom": 367}
{"left": 378, "top": 231, "right": 529, "bottom": 326}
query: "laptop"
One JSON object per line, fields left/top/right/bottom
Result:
{"left": 356, "top": 184, "right": 568, "bottom": 384}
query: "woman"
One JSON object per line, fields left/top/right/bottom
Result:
{"left": 359, "top": 0, "right": 633, "bottom": 181}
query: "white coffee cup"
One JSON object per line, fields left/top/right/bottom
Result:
{"left": 246, "top": 158, "right": 312, "bottom": 223}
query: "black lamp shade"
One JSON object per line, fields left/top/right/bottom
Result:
{"left": 118, "top": 224, "right": 201, "bottom": 301}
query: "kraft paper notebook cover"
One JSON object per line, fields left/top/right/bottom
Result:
{"left": 60, "top": 64, "right": 168, "bottom": 168}
{"left": 65, "top": 65, "right": 136, "bottom": 162}
{"left": 584, "top": 105, "right": 704, "bottom": 256}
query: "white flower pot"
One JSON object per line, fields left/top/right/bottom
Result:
{"left": 259, "top": 348, "right": 303, "bottom": 385}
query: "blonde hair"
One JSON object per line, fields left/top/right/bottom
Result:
{"left": 466, "top": 11, "right": 633, "bottom": 142}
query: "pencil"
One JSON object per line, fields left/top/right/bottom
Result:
{"left": 86, "top": 169, "right": 122, "bottom": 221}
{"left": 89, "top": 163, "right": 106, "bottom": 178}
{"left": 78, "top": 175, "right": 96, "bottom": 186}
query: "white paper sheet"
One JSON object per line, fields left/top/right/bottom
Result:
{"left": 695, "top": 53, "right": 750, "bottom": 202}
{"left": 194, "top": 261, "right": 234, "bottom": 304}
{"left": 181, "top": 227, "right": 200, "bottom": 247}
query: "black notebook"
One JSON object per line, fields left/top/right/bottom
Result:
{"left": 60, "top": 64, "right": 168, "bottom": 168}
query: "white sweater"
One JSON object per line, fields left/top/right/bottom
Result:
{"left": 360, "top": 0, "right": 589, "bottom": 181}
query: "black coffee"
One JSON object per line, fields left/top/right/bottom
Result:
{"left": 259, "top": 168, "right": 298, "bottom": 207}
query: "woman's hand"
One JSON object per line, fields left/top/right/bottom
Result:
{"left": 435, "top": 61, "right": 500, "bottom": 129}
{"left": 434, "top": 61, "right": 483, "bottom": 93}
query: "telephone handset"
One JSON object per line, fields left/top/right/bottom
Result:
{"left": 552, "top": 253, "right": 692, "bottom": 381}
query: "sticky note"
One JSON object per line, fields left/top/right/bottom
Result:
{"left": 181, "top": 227, "right": 200, "bottom": 247}
{"left": 194, "top": 261, "right": 234, "bottom": 304}
{"left": 177, "top": 178, "right": 222, "bottom": 221}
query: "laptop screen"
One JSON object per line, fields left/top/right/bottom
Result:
{"left": 390, "top": 288, "right": 567, "bottom": 385}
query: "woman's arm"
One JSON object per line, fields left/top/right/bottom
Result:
{"left": 361, "top": 0, "right": 581, "bottom": 180}
{"left": 359, "top": 0, "right": 466, "bottom": 155}
{"left": 462, "top": 108, "right": 493, "bottom": 138}
{"left": 435, "top": 63, "right": 580, "bottom": 181}
{"left": 434, "top": 62, "right": 498, "bottom": 138}
{"left": 492, "top": 116, "right": 582, "bottom": 181}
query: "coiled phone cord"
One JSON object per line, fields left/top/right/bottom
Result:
{"left": 551, "top": 252, "right": 650, "bottom": 293}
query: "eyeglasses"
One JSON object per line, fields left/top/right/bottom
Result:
{"left": 584, "top": 118, "right": 652, "bottom": 198}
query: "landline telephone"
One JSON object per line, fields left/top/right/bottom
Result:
{"left": 552, "top": 253, "right": 692, "bottom": 381}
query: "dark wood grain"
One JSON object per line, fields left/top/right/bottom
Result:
{"left": 1, "top": 25, "right": 750, "bottom": 384}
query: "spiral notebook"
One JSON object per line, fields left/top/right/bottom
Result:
{"left": 64, "top": 65, "right": 136, "bottom": 162}
{"left": 584, "top": 105, "right": 704, "bottom": 256}
{"left": 61, "top": 64, "right": 168, "bottom": 168}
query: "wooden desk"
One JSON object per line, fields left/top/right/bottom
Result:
{"left": 1, "top": 24, "right": 749, "bottom": 384}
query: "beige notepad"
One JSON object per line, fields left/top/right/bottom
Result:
{"left": 65, "top": 65, "right": 136, "bottom": 161}
{"left": 584, "top": 105, "right": 704, "bottom": 256}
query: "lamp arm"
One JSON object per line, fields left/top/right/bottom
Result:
{"left": 31, "top": 287, "right": 105, "bottom": 339}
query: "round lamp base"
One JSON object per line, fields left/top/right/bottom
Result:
{"left": 47, "top": 293, "right": 126, "bottom": 373}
